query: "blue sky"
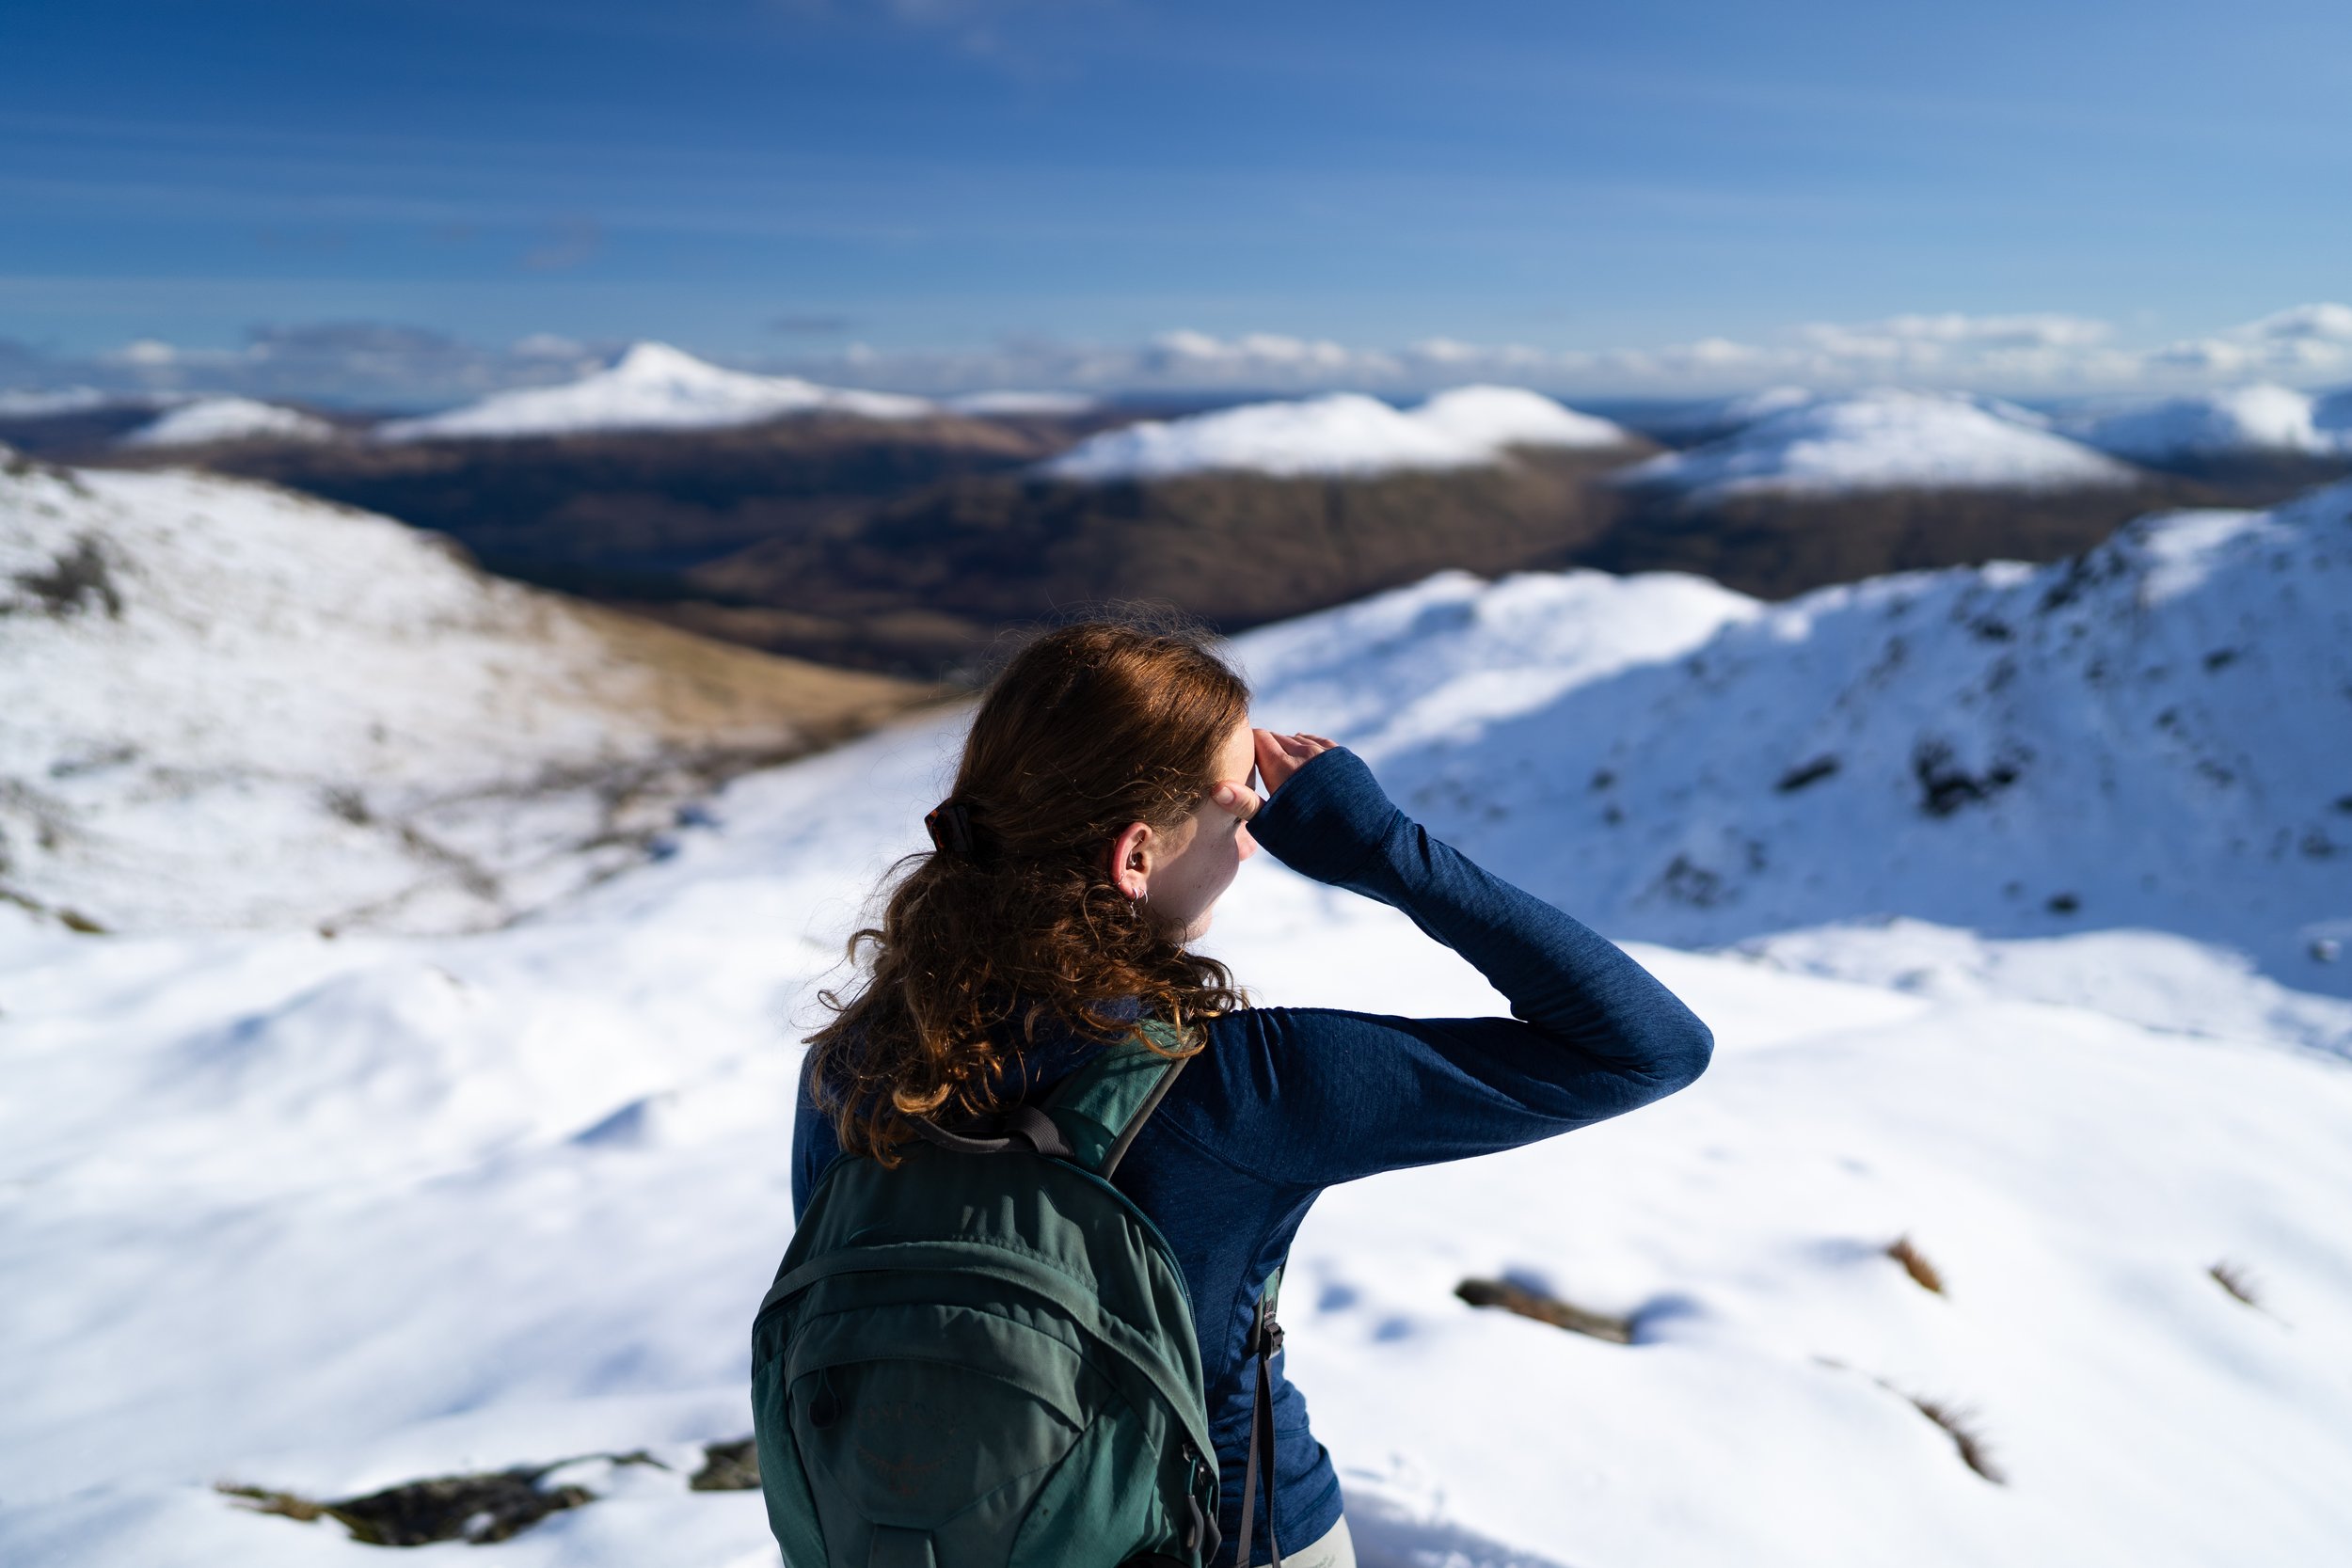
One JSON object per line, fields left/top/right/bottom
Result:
{"left": 4, "top": 0, "right": 2348, "bottom": 400}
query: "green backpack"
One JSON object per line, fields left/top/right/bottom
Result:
{"left": 754, "top": 1024, "right": 1280, "bottom": 1568}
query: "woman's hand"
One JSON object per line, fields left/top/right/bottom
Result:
{"left": 1212, "top": 729, "right": 1336, "bottom": 819}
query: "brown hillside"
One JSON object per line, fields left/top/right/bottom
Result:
{"left": 1581, "top": 479, "right": 2226, "bottom": 600}
{"left": 671, "top": 445, "right": 1651, "bottom": 672}
{"left": 175, "top": 413, "right": 1077, "bottom": 576}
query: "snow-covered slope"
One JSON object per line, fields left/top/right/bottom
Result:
{"left": 1636, "top": 384, "right": 1818, "bottom": 446}
{"left": 1041, "top": 385, "right": 1632, "bottom": 481}
{"left": 1242, "top": 484, "right": 2352, "bottom": 997}
{"left": 2053, "top": 384, "right": 2349, "bottom": 463}
{"left": 5, "top": 478, "right": 2350, "bottom": 1568}
{"left": 0, "top": 461, "right": 914, "bottom": 933}
{"left": 2314, "top": 387, "right": 2352, "bottom": 438}
{"left": 118, "top": 395, "right": 338, "bottom": 448}
{"left": 5, "top": 641, "right": 2350, "bottom": 1566}
{"left": 374, "top": 342, "right": 933, "bottom": 441}
{"left": 1617, "top": 388, "right": 2142, "bottom": 501}
{"left": 1403, "top": 384, "right": 1631, "bottom": 450}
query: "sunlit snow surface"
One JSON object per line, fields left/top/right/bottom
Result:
{"left": 5, "top": 487, "right": 2352, "bottom": 1566}
{"left": 375, "top": 342, "right": 933, "bottom": 440}
{"left": 2052, "top": 384, "right": 2351, "bottom": 463}
{"left": 1041, "top": 386, "right": 1631, "bottom": 481}
{"left": 0, "top": 463, "right": 867, "bottom": 933}
{"left": 118, "top": 396, "right": 338, "bottom": 448}
{"left": 1619, "top": 388, "right": 2140, "bottom": 499}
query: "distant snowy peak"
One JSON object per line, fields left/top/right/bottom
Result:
{"left": 1407, "top": 384, "right": 1632, "bottom": 450}
{"left": 118, "top": 396, "right": 338, "bottom": 449}
{"left": 2314, "top": 388, "right": 2352, "bottom": 436}
{"left": 1618, "top": 388, "right": 2142, "bottom": 501}
{"left": 2055, "top": 384, "right": 2351, "bottom": 463}
{"left": 1041, "top": 385, "right": 1633, "bottom": 482}
{"left": 375, "top": 341, "right": 934, "bottom": 441}
{"left": 1639, "top": 385, "right": 1818, "bottom": 445}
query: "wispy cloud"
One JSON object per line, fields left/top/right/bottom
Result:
{"left": 8, "top": 305, "right": 2348, "bottom": 409}
{"left": 761, "top": 307, "right": 2351, "bottom": 397}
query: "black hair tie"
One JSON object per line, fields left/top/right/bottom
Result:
{"left": 924, "top": 800, "right": 976, "bottom": 855}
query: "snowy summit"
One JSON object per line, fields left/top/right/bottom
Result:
{"left": 117, "top": 396, "right": 338, "bottom": 448}
{"left": 1619, "top": 388, "right": 2141, "bottom": 501}
{"left": 1041, "top": 385, "right": 1632, "bottom": 482}
{"left": 374, "top": 341, "right": 934, "bottom": 441}
{"left": 2053, "top": 384, "right": 2352, "bottom": 463}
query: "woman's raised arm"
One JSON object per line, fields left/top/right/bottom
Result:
{"left": 1194, "top": 745, "right": 1713, "bottom": 1189}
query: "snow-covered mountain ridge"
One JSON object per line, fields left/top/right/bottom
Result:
{"left": 118, "top": 396, "right": 338, "bottom": 449}
{"left": 2051, "top": 383, "right": 2352, "bottom": 464}
{"left": 1240, "top": 482, "right": 2352, "bottom": 996}
{"left": 1616, "top": 388, "right": 2141, "bottom": 500}
{"left": 375, "top": 342, "right": 935, "bottom": 441}
{"left": 0, "top": 459, "right": 920, "bottom": 933}
{"left": 5, "top": 455, "right": 2351, "bottom": 1567}
{"left": 1040, "top": 385, "right": 1636, "bottom": 481}
{"left": 5, "top": 626, "right": 2350, "bottom": 1567}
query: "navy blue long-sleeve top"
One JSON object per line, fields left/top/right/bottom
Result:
{"left": 791, "top": 747, "right": 1713, "bottom": 1565}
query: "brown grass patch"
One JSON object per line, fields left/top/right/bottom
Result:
{"left": 1887, "top": 1234, "right": 1945, "bottom": 1294}
{"left": 1455, "top": 1276, "right": 1636, "bottom": 1344}
{"left": 1814, "top": 1357, "right": 2004, "bottom": 1484}
{"left": 2209, "top": 1259, "right": 2263, "bottom": 1309}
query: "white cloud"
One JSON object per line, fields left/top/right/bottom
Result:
{"left": 12, "top": 304, "right": 2352, "bottom": 409}
{"left": 511, "top": 333, "right": 588, "bottom": 360}
{"left": 109, "top": 339, "right": 182, "bottom": 368}
{"left": 2145, "top": 303, "right": 2352, "bottom": 381}
{"left": 2243, "top": 302, "right": 2352, "bottom": 342}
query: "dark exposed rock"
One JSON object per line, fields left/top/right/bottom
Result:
{"left": 689, "top": 1437, "right": 762, "bottom": 1492}
{"left": 1914, "top": 738, "right": 2025, "bottom": 817}
{"left": 8, "top": 535, "right": 121, "bottom": 618}
{"left": 1657, "top": 853, "right": 1726, "bottom": 908}
{"left": 219, "top": 1449, "right": 670, "bottom": 1546}
{"left": 1774, "top": 755, "right": 1840, "bottom": 793}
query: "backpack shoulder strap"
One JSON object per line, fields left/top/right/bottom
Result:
{"left": 1041, "top": 1020, "right": 1193, "bottom": 1179}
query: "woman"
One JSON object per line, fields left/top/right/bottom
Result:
{"left": 794, "top": 619, "right": 1713, "bottom": 1568}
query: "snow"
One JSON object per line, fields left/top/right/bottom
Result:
{"left": 1402, "top": 384, "right": 1631, "bottom": 450}
{"left": 375, "top": 342, "right": 934, "bottom": 441}
{"left": 5, "top": 476, "right": 2351, "bottom": 1566}
{"left": 2053, "top": 384, "right": 2348, "bottom": 462}
{"left": 1243, "top": 481, "right": 2352, "bottom": 999}
{"left": 0, "top": 462, "right": 863, "bottom": 933}
{"left": 2313, "top": 386, "right": 2352, "bottom": 436}
{"left": 118, "top": 395, "right": 339, "bottom": 448}
{"left": 1040, "top": 386, "right": 1631, "bottom": 481}
{"left": 1638, "top": 385, "right": 1818, "bottom": 445}
{"left": 1617, "top": 388, "right": 2142, "bottom": 500}
{"left": 0, "top": 387, "right": 118, "bottom": 416}
{"left": 943, "top": 389, "right": 1101, "bottom": 417}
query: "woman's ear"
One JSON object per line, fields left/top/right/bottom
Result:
{"left": 1106, "top": 821, "right": 1153, "bottom": 899}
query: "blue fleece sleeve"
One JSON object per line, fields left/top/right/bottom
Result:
{"left": 1202, "top": 746, "right": 1713, "bottom": 1187}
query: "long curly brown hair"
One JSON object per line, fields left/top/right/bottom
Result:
{"left": 803, "top": 617, "right": 1252, "bottom": 1162}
